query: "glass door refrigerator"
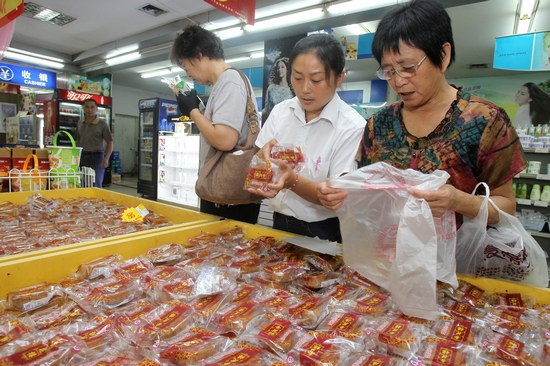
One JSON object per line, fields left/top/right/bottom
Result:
{"left": 43, "top": 90, "right": 112, "bottom": 147}
{"left": 137, "top": 98, "right": 179, "bottom": 199}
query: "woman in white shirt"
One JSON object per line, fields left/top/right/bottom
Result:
{"left": 249, "top": 33, "right": 366, "bottom": 243}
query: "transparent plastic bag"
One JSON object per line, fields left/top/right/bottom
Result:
{"left": 328, "top": 162, "right": 457, "bottom": 320}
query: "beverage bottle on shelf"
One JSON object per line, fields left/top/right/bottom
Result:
{"left": 541, "top": 185, "right": 550, "bottom": 202}
{"left": 512, "top": 182, "right": 517, "bottom": 198}
{"left": 530, "top": 184, "right": 541, "bottom": 201}
{"left": 518, "top": 184, "right": 527, "bottom": 199}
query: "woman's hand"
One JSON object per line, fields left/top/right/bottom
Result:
{"left": 318, "top": 180, "right": 348, "bottom": 211}
{"left": 408, "top": 184, "right": 457, "bottom": 217}
{"left": 247, "top": 158, "right": 295, "bottom": 198}
{"left": 257, "top": 139, "right": 280, "bottom": 160}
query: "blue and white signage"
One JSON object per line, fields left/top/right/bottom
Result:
{"left": 494, "top": 31, "right": 550, "bottom": 71}
{"left": 139, "top": 98, "right": 157, "bottom": 110}
{"left": 0, "top": 62, "right": 57, "bottom": 89}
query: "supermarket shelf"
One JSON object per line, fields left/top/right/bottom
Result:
{"left": 522, "top": 148, "right": 550, "bottom": 154}
{"left": 517, "top": 199, "right": 550, "bottom": 207}
{"left": 140, "top": 163, "right": 152, "bottom": 167}
{"left": 159, "top": 180, "right": 196, "bottom": 188}
{"left": 515, "top": 173, "right": 550, "bottom": 180}
{"left": 530, "top": 231, "right": 550, "bottom": 239}
{"left": 159, "top": 164, "right": 198, "bottom": 170}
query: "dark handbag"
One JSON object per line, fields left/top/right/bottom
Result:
{"left": 195, "top": 68, "right": 263, "bottom": 205}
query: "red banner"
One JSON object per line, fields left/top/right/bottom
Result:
{"left": 57, "top": 89, "right": 112, "bottom": 106}
{"left": 0, "top": 0, "right": 24, "bottom": 28}
{"left": 204, "top": 0, "right": 256, "bottom": 25}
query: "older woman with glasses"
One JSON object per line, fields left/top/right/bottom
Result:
{"left": 318, "top": 0, "right": 525, "bottom": 226}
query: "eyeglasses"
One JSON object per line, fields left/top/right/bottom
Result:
{"left": 375, "top": 55, "right": 427, "bottom": 80}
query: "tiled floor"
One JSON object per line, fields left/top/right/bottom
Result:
{"left": 103, "top": 175, "right": 140, "bottom": 197}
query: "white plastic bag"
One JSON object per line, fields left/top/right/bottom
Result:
{"left": 329, "top": 162, "right": 457, "bottom": 320}
{"left": 456, "top": 183, "right": 548, "bottom": 287}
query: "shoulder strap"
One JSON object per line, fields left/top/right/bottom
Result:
{"left": 228, "top": 67, "right": 259, "bottom": 135}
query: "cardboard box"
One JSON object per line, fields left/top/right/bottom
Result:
{"left": 33, "top": 148, "right": 50, "bottom": 171}
{"left": 10, "top": 147, "right": 33, "bottom": 170}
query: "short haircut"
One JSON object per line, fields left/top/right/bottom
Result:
{"left": 169, "top": 24, "right": 225, "bottom": 66}
{"left": 83, "top": 99, "right": 98, "bottom": 107}
{"left": 372, "top": 0, "right": 455, "bottom": 70}
{"left": 289, "top": 33, "right": 345, "bottom": 82}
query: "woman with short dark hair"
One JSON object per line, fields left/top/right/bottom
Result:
{"left": 170, "top": 24, "right": 260, "bottom": 224}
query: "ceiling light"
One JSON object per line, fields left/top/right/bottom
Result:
{"left": 171, "top": 67, "right": 183, "bottom": 73}
{"left": 250, "top": 8, "right": 323, "bottom": 31}
{"left": 3, "top": 51, "right": 64, "bottom": 69}
{"left": 105, "top": 52, "right": 141, "bottom": 65}
{"left": 141, "top": 69, "right": 172, "bottom": 78}
{"left": 106, "top": 45, "right": 139, "bottom": 59}
{"left": 328, "top": 0, "right": 404, "bottom": 15}
{"left": 513, "top": 0, "right": 538, "bottom": 34}
{"left": 22, "top": 2, "right": 76, "bottom": 26}
{"left": 348, "top": 23, "right": 369, "bottom": 35}
{"left": 216, "top": 27, "right": 244, "bottom": 40}
{"left": 7, "top": 48, "right": 64, "bottom": 62}
{"left": 226, "top": 56, "right": 251, "bottom": 63}
{"left": 250, "top": 52, "right": 264, "bottom": 59}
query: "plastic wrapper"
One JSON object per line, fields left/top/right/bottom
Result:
{"left": 256, "top": 289, "right": 301, "bottom": 316}
{"left": 116, "top": 257, "right": 155, "bottom": 278}
{"left": 342, "top": 351, "right": 408, "bottom": 366}
{"left": 191, "top": 293, "right": 229, "bottom": 327}
{"left": 6, "top": 282, "right": 63, "bottom": 312}
{"left": 339, "top": 292, "right": 396, "bottom": 318}
{"left": 0, "top": 329, "right": 84, "bottom": 365}
{"left": 229, "top": 256, "right": 265, "bottom": 275}
{"left": 29, "top": 299, "right": 88, "bottom": 330}
{"left": 441, "top": 279, "right": 487, "bottom": 308}
{"left": 158, "top": 327, "right": 231, "bottom": 366}
{"left": 413, "top": 339, "right": 479, "bottom": 365}
{"left": 191, "top": 266, "right": 238, "bottom": 296}
{"left": 156, "top": 277, "right": 196, "bottom": 302}
{"left": 72, "top": 275, "right": 141, "bottom": 311}
{"left": 26, "top": 193, "right": 58, "bottom": 211}
{"left": 270, "top": 144, "right": 306, "bottom": 172}
{"left": 142, "top": 266, "right": 189, "bottom": 293}
{"left": 213, "top": 301, "right": 265, "bottom": 335}
{"left": 128, "top": 302, "right": 194, "bottom": 346}
{"left": 299, "top": 271, "right": 342, "bottom": 289}
{"left": 304, "top": 253, "right": 343, "bottom": 273}
{"left": 197, "top": 342, "right": 286, "bottom": 365}
{"left": 262, "top": 260, "right": 309, "bottom": 283}
{"left": 484, "top": 305, "right": 541, "bottom": 343}
{"left": 144, "top": 243, "right": 185, "bottom": 266}
{"left": 429, "top": 318, "right": 483, "bottom": 346}
{"left": 114, "top": 300, "right": 157, "bottom": 334}
{"left": 64, "top": 316, "right": 118, "bottom": 351}
{"left": 371, "top": 318, "right": 427, "bottom": 359}
{"left": 218, "top": 225, "right": 245, "bottom": 243}
{"left": 288, "top": 331, "right": 355, "bottom": 365}
{"left": 187, "top": 232, "right": 218, "bottom": 246}
{"left": 288, "top": 295, "right": 333, "bottom": 329}
{"left": 341, "top": 266, "right": 383, "bottom": 294}
{"left": 240, "top": 315, "right": 307, "bottom": 356}
{"left": 438, "top": 297, "right": 486, "bottom": 322}
{"left": 316, "top": 311, "right": 376, "bottom": 351}
{"left": 479, "top": 328, "right": 544, "bottom": 365}
{"left": 226, "top": 284, "right": 262, "bottom": 305}
{"left": 484, "top": 292, "right": 538, "bottom": 311}
{"left": 317, "top": 283, "right": 366, "bottom": 302}
{"left": 245, "top": 155, "right": 278, "bottom": 190}
{"left": 0, "top": 315, "right": 36, "bottom": 348}
{"left": 74, "top": 254, "right": 123, "bottom": 281}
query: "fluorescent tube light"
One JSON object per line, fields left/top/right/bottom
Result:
{"left": 513, "top": 0, "right": 537, "bottom": 34}
{"left": 141, "top": 69, "right": 172, "bottom": 78}
{"left": 328, "top": 0, "right": 405, "bottom": 14}
{"left": 250, "top": 8, "right": 323, "bottom": 31}
{"left": 7, "top": 48, "right": 64, "bottom": 62}
{"left": 106, "top": 45, "right": 139, "bottom": 59}
{"left": 250, "top": 52, "right": 264, "bottom": 59}
{"left": 3, "top": 51, "right": 64, "bottom": 69}
{"left": 105, "top": 52, "right": 141, "bottom": 65}
{"left": 226, "top": 56, "right": 251, "bottom": 63}
{"left": 217, "top": 27, "right": 244, "bottom": 40}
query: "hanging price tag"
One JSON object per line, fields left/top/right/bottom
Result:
{"left": 121, "top": 207, "right": 144, "bottom": 222}
{"left": 135, "top": 203, "right": 149, "bottom": 217}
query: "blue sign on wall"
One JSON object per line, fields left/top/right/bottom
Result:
{"left": 0, "top": 62, "right": 57, "bottom": 89}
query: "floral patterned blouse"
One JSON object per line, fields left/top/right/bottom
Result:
{"left": 359, "top": 88, "right": 526, "bottom": 195}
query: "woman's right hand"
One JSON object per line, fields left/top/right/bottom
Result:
{"left": 257, "top": 139, "right": 280, "bottom": 159}
{"left": 318, "top": 180, "right": 348, "bottom": 211}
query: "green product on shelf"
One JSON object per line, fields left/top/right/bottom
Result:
{"left": 512, "top": 182, "right": 517, "bottom": 198}
{"left": 541, "top": 185, "right": 550, "bottom": 202}
{"left": 518, "top": 184, "right": 528, "bottom": 199}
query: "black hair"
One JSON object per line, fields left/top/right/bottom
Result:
{"left": 289, "top": 33, "right": 345, "bottom": 82}
{"left": 83, "top": 99, "right": 97, "bottom": 107}
{"left": 524, "top": 82, "right": 550, "bottom": 126}
{"left": 372, "top": 0, "right": 455, "bottom": 70}
{"left": 169, "top": 24, "right": 225, "bottom": 66}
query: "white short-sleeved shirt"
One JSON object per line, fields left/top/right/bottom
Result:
{"left": 256, "top": 93, "right": 366, "bottom": 222}
{"left": 200, "top": 68, "right": 258, "bottom": 169}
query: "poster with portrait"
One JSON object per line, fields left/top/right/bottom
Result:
{"left": 447, "top": 72, "right": 550, "bottom": 128}
{"left": 0, "top": 102, "right": 16, "bottom": 133}
{"left": 262, "top": 34, "right": 305, "bottom": 125}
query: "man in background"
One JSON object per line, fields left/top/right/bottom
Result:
{"left": 76, "top": 99, "right": 113, "bottom": 188}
